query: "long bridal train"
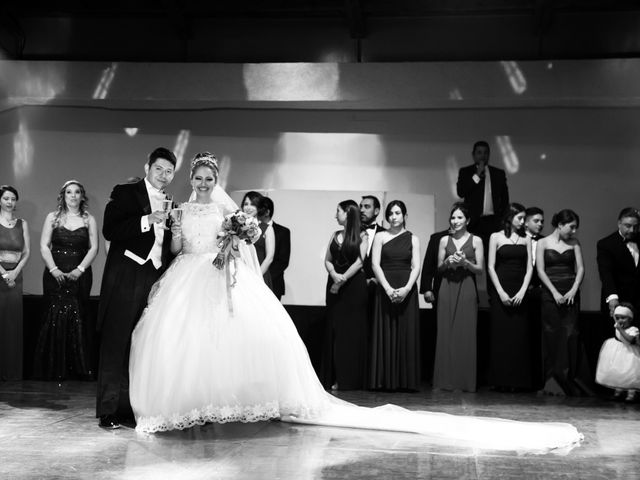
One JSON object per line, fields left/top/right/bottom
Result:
{"left": 129, "top": 200, "right": 582, "bottom": 455}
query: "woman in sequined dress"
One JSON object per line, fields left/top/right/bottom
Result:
{"left": 34, "top": 180, "right": 98, "bottom": 380}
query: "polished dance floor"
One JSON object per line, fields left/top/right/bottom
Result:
{"left": 1, "top": 381, "right": 639, "bottom": 479}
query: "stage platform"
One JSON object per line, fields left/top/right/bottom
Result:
{"left": 1, "top": 381, "right": 639, "bottom": 479}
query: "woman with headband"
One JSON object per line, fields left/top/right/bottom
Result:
{"left": 35, "top": 180, "right": 98, "bottom": 381}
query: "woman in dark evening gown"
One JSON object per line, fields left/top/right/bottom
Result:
{"left": 0, "top": 185, "right": 31, "bottom": 381}
{"left": 369, "top": 200, "right": 421, "bottom": 391}
{"left": 487, "top": 203, "right": 534, "bottom": 390}
{"left": 322, "top": 199, "right": 368, "bottom": 390}
{"left": 433, "top": 203, "right": 484, "bottom": 392}
{"left": 242, "top": 191, "right": 274, "bottom": 289}
{"left": 35, "top": 180, "right": 98, "bottom": 380}
{"left": 537, "top": 209, "right": 591, "bottom": 396}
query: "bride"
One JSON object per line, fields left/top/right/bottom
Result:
{"left": 129, "top": 152, "right": 583, "bottom": 454}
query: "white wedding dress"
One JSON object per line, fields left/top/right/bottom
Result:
{"left": 129, "top": 200, "right": 583, "bottom": 454}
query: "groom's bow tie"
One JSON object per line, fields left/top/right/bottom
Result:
{"left": 149, "top": 189, "right": 166, "bottom": 200}
{"left": 362, "top": 224, "right": 377, "bottom": 232}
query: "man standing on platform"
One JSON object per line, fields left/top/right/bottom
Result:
{"left": 597, "top": 207, "right": 640, "bottom": 319}
{"left": 456, "top": 140, "right": 509, "bottom": 251}
{"left": 262, "top": 197, "right": 291, "bottom": 302}
{"left": 96, "top": 147, "right": 177, "bottom": 429}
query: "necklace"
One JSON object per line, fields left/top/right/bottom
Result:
{"left": 0, "top": 216, "right": 16, "bottom": 227}
{"left": 509, "top": 234, "right": 520, "bottom": 245}
{"left": 67, "top": 211, "right": 81, "bottom": 217}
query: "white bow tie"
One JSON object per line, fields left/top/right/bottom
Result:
{"left": 149, "top": 189, "right": 165, "bottom": 200}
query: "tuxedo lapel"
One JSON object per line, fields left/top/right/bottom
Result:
{"left": 134, "top": 180, "right": 152, "bottom": 215}
{"left": 614, "top": 234, "right": 639, "bottom": 269}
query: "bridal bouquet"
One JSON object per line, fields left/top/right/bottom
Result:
{"left": 213, "top": 210, "right": 262, "bottom": 272}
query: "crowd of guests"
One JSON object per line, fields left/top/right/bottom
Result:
{"left": 1, "top": 139, "right": 640, "bottom": 407}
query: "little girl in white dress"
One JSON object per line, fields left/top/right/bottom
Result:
{"left": 596, "top": 303, "right": 640, "bottom": 401}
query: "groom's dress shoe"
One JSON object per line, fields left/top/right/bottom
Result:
{"left": 99, "top": 415, "right": 121, "bottom": 429}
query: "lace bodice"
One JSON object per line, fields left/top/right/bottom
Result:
{"left": 180, "top": 202, "right": 225, "bottom": 255}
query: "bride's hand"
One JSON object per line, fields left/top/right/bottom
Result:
{"left": 171, "top": 220, "right": 182, "bottom": 238}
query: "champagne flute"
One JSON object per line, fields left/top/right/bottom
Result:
{"left": 170, "top": 206, "right": 183, "bottom": 223}
{"left": 162, "top": 195, "right": 173, "bottom": 229}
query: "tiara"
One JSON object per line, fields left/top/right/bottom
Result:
{"left": 190, "top": 153, "right": 218, "bottom": 171}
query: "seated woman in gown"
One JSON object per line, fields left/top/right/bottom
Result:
{"left": 128, "top": 152, "right": 582, "bottom": 454}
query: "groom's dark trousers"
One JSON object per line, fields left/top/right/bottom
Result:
{"left": 96, "top": 180, "right": 170, "bottom": 419}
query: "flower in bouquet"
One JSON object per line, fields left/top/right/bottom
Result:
{"left": 213, "top": 210, "right": 262, "bottom": 272}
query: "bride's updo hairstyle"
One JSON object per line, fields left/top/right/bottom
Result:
{"left": 190, "top": 152, "right": 219, "bottom": 182}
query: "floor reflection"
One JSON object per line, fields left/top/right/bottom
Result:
{"left": 1, "top": 381, "right": 640, "bottom": 479}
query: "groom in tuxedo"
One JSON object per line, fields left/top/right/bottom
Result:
{"left": 261, "top": 197, "right": 291, "bottom": 301}
{"left": 96, "top": 147, "right": 177, "bottom": 429}
{"left": 597, "top": 207, "right": 640, "bottom": 319}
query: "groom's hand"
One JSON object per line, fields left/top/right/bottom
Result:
{"left": 148, "top": 211, "right": 168, "bottom": 224}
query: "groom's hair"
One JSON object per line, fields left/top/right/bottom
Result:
{"left": 148, "top": 147, "right": 177, "bottom": 167}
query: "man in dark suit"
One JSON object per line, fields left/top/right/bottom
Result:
{"left": 456, "top": 140, "right": 509, "bottom": 251}
{"left": 419, "top": 229, "right": 450, "bottom": 305}
{"left": 261, "top": 197, "right": 291, "bottom": 301}
{"left": 597, "top": 207, "right": 640, "bottom": 318}
{"left": 524, "top": 206, "right": 545, "bottom": 389}
{"left": 96, "top": 147, "right": 177, "bottom": 429}
{"left": 359, "top": 195, "right": 385, "bottom": 285}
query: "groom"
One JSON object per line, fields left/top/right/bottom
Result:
{"left": 96, "top": 147, "right": 177, "bottom": 429}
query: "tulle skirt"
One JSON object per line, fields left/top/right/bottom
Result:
{"left": 130, "top": 252, "right": 329, "bottom": 433}
{"left": 130, "top": 252, "right": 583, "bottom": 454}
{"left": 596, "top": 338, "right": 640, "bottom": 390}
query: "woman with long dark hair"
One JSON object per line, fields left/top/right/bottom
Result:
{"left": 369, "top": 200, "right": 421, "bottom": 391}
{"left": 536, "top": 209, "right": 591, "bottom": 396}
{"left": 322, "top": 199, "right": 368, "bottom": 390}
{"left": 487, "top": 202, "right": 534, "bottom": 391}
{"left": 433, "top": 203, "right": 484, "bottom": 392}
{"left": 242, "top": 191, "right": 275, "bottom": 289}
{"left": 35, "top": 180, "right": 98, "bottom": 380}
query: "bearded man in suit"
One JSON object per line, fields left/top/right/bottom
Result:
{"left": 359, "top": 195, "right": 386, "bottom": 286}
{"left": 261, "top": 196, "right": 291, "bottom": 301}
{"left": 597, "top": 207, "right": 640, "bottom": 319}
{"left": 96, "top": 147, "right": 177, "bottom": 429}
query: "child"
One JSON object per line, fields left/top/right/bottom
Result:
{"left": 596, "top": 303, "right": 640, "bottom": 401}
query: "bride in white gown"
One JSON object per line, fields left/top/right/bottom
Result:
{"left": 129, "top": 153, "right": 583, "bottom": 454}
